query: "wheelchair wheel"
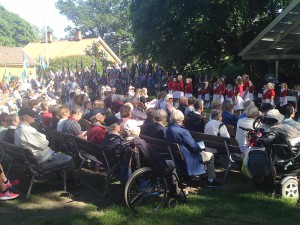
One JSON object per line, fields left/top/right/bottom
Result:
{"left": 105, "top": 163, "right": 124, "bottom": 204}
{"left": 124, "top": 167, "right": 167, "bottom": 213}
{"left": 281, "top": 178, "right": 299, "bottom": 198}
{"left": 168, "top": 198, "right": 178, "bottom": 208}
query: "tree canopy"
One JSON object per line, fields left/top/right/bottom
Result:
{"left": 0, "top": 5, "right": 37, "bottom": 47}
{"left": 130, "top": 0, "right": 293, "bottom": 71}
{"left": 56, "top": 0, "right": 132, "bottom": 56}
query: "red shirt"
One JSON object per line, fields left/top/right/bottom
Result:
{"left": 265, "top": 89, "right": 275, "bottom": 99}
{"left": 87, "top": 124, "right": 106, "bottom": 145}
{"left": 171, "top": 81, "right": 178, "bottom": 91}
{"left": 249, "top": 84, "right": 254, "bottom": 93}
{"left": 243, "top": 81, "right": 250, "bottom": 91}
{"left": 226, "top": 89, "right": 233, "bottom": 98}
{"left": 178, "top": 81, "right": 184, "bottom": 92}
{"left": 235, "top": 85, "right": 243, "bottom": 96}
{"left": 185, "top": 83, "right": 193, "bottom": 94}
{"left": 217, "top": 84, "right": 225, "bottom": 95}
{"left": 203, "top": 85, "right": 210, "bottom": 94}
{"left": 280, "top": 89, "right": 287, "bottom": 97}
{"left": 41, "top": 111, "right": 53, "bottom": 127}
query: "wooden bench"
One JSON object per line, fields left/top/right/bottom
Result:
{"left": 190, "top": 131, "right": 240, "bottom": 182}
{"left": 0, "top": 141, "right": 67, "bottom": 199}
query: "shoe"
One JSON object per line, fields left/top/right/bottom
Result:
{"left": 4, "top": 179, "right": 20, "bottom": 189}
{"left": 207, "top": 179, "right": 222, "bottom": 188}
{"left": 0, "top": 190, "right": 19, "bottom": 201}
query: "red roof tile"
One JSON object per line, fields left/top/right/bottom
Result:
{"left": 0, "top": 46, "right": 37, "bottom": 66}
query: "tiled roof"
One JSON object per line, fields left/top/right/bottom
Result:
{"left": 24, "top": 37, "right": 121, "bottom": 64}
{"left": 0, "top": 46, "right": 37, "bottom": 66}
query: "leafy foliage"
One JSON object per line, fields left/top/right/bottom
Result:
{"left": 0, "top": 5, "right": 38, "bottom": 46}
{"left": 55, "top": 0, "right": 132, "bottom": 60}
{"left": 130, "top": 0, "right": 293, "bottom": 70}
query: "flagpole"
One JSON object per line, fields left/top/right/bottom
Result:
{"left": 45, "top": 26, "right": 49, "bottom": 67}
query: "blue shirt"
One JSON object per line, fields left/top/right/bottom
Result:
{"left": 222, "top": 111, "right": 238, "bottom": 128}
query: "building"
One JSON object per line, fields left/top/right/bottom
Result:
{"left": 0, "top": 46, "right": 37, "bottom": 80}
{"left": 24, "top": 30, "right": 122, "bottom": 66}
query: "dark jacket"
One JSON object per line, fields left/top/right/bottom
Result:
{"left": 140, "top": 119, "right": 155, "bottom": 136}
{"left": 150, "top": 122, "right": 166, "bottom": 140}
{"left": 184, "top": 112, "right": 205, "bottom": 133}
{"left": 222, "top": 111, "right": 238, "bottom": 128}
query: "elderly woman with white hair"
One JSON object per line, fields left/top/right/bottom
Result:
{"left": 166, "top": 110, "right": 221, "bottom": 187}
{"left": 235, "top": 105, "right": 260, "bottom": 154}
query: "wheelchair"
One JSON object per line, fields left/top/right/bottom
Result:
{"left": 106, "top": 137, "right": 187, "bottom": 213}
{"left": 245, "top": 116, "right": 300, "bottom": 198}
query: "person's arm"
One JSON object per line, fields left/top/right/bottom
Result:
{"left": 181, "top": 129, "right": 202, "bottom": 153}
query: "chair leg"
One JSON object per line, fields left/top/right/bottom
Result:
{"left": 27, "top": 174, "right": 36, "bottom": 199}
{"left": 62, "top": 170, "right": 66, "bottom": 192}
{"left": 223, "top": 161, "right": 231, "bottom": 183}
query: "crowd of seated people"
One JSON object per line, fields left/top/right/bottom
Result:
{"left": 2, "top": 72, "right": 300, "bottom": 202}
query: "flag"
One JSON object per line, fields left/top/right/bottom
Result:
{"left": 39, "top": 55, "right": 47, "bottom": 70}
{"left": 21, "top": 53, "right": 29, "bottom": 80}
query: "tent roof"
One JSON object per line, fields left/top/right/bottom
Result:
{"left": 239, "top": 0, "right": 300, "bottom": 60}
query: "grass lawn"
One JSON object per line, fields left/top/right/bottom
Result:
{"left": 0, "top": 168, "right": 299, "bottom": 225}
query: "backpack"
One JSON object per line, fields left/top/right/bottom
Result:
{"left": 248, "top": 147, "right": 269, "bottom": 177}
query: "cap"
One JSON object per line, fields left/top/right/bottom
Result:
{"left": 265, "top": 109, "right": 284, "bottom": 124}
{"left": 18, "top": 107, "right": 37, "bottom": 118}
{"left": 122, "top": 119, "right": 140, "bottom": 135}
{"left": 89, "top": 107, "right": 108, "bottom": 117}
{"left": 104, "top": 116, "right": 123, "bottom": 126}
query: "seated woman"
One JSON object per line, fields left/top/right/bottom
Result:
{"left": 0, "top": 163, "right": 19, "bottom": 200}
{"left": 166, "top": 110, "right": 221, "bottom": 187}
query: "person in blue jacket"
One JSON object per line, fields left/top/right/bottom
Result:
{"left": 166, "top": 109, "right": 222, "bottom": 187}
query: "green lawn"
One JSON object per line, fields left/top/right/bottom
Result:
{"left": 1, "top": 174, "right": 299, "bottom": 225}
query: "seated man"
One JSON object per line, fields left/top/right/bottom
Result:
{"left": 221, "top": 100, "right": 238, "bottom": 128}
{"left": 185, "top": 99, "right": 205, "bottom": 133}
{"left": 205, "top": 109, "right": 230, "bottom": 138}
{"left": 184, "top": 97, "right": 195, "bottom": 116}
{"left": 5, "top": 113, "right": 19, "bottom": 144}
{"left": 166, "top": 109, "right": 222, "bottom": 187}
{"left": 150, "top": 109, "right": 168, "bottom": 140}
{"left": 86, "top": 107, "right": 107, "bottom": 145}
{"left": 61, "top": 105, "right": 86, "bottom": 139}
{"left": 282, "top": 104, "right": 300, "bottom": 131}
{"left": 140, "top": 108, "right": 156, "bottom": 137}
{"left": 15, "top": 107, "right": 75, "bottom": 172}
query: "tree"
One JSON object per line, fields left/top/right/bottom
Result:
{"left": 0, "top": 5, "right": 38, "bottom": 46}
{"left": 130, "top": 0, "right": 293, "bottom": 71}
{"left": 56, "top": 0, "right": 132, "bottom": 58}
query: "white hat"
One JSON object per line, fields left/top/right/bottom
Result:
{"left": 266, "top": 109, "right": 284, "bottom": 124}
{"left": 122, "top": 120, "right": 140, "bottom": 136}
{"left": 164, "top": 94, "right": 173, "bottom": 101}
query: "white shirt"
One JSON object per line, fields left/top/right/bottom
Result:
{"left": 204, "top": 119, "right": 230, "bottom": 138}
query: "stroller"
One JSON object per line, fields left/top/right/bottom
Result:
{"left": 243, "top": 116, "right": 300, "bottom": 198}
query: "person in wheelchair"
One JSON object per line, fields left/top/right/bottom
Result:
{"left": 166, "top": 110, "right": 222, "bottom": 187}
{"left": 255, "top": 109, "right": 300, "bottom": 194}
{"left": 120, "top": 120, "right": 182, "bottom": 197}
